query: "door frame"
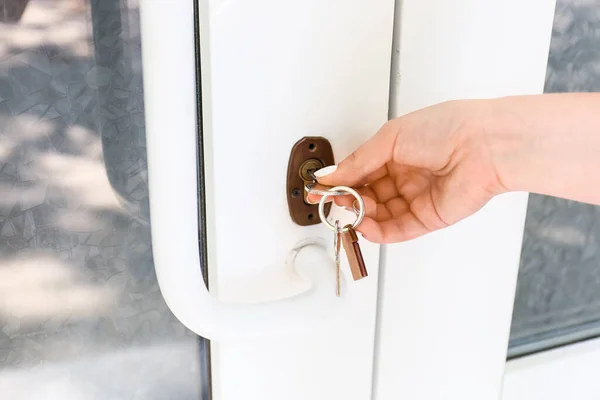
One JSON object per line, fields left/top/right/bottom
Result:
{"left": 504, "top": 336, "right": 600, "bottom": 399}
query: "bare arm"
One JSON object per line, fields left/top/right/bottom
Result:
{"left": 490, "top": 93, "right": 600, "bottom": 205}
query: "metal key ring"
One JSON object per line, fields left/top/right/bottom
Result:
{"left": 352, "top": 200, "right": 360, "bottom": 215}
{"left": 318, "top": 186, "right": 365, "bottom": 232}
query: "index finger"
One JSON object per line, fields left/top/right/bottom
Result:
{"left": 316, "top": 121, "right": 399, "bottom": 187}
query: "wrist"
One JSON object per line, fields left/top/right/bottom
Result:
{"left": 480, "top": 93, "right": 600, "bottom": 205}
{"left": 478, "top": 97, "right": 534, "bottom": 194}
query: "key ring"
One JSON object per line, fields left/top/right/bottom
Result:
{"left": 318, "top": 186, "right": 365, "bottom": 232}
{"left": 352, "top": 200, "right": 360, "bottom": 215}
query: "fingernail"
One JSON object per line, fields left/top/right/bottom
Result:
{"left": 306, "top": 198, "right": 318, "bottom": 205}
{"left": 314, "top": 165, "right": 337, "bottom": 178}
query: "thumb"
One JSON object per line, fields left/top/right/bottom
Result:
{"left": 315, "top": 121, "right": 398, "bottom": 186}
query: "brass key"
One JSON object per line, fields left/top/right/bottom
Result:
{"left": 341, "top": 224, "right": 368, "bottom": 281}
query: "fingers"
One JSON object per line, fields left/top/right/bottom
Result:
{"left": 315, "top": 121, "right": 398, "bottom": 187}
{"left": 356, "top": 213, "right": 430, "bottom": 244}
{"left": 307, "top": 190, "right": 380, "bottom": 221}
{"left": 409, "top": 189, "right": 449, "bottom": 231}
{"left": 306, "top": 185, "right": 376, "bottom": 210}
{"left": 355, "top": 196, "right": 430, "bottom": 243}
{"left": 334, "top": 192, "right": 378, "bottom": 218}
{"left": 309, "top": 193, "right": 434, "bottom": 244}
{"left": 368, "top": 176, "right": 398, "bottom": 203}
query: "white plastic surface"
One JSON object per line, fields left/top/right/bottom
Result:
{"left": 375, "top": 0, "right": 556, "bottom": 399}
{"left": 503, "top": 337, "right": 600, "bottom": 400}
{"left": 197, "top": 0, "right": 394, "bottom": 397}
{"left": 139, "top": 1, "right": 370, "bottom": 341}
{"left": 200, "top": 0, "right": 390, "bottom": 308}
{"left": 141, "top": 0, "right": 394, "bottom": 397}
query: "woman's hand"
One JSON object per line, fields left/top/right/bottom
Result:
{"left": 309, "top": 93, "right": 600, "bottom": 244}
{"left": 309, "top": 100, "right": 506, "bottom": 244}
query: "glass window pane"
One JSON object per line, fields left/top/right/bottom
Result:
{"left": 509, "top": 0, "right": 600, "bottom": 357}
{"left": 0, "top": 0, "right": 209, "bottom": 397}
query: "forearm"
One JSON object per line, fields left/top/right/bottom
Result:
{"left": 487, "top": 93, "right": 600, "bottom": 205}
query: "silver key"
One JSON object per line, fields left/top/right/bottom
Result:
{"left": 334, "top": 220, "right": 341, "bottom": 297}
{"left": 305, "top": 182, "right": 351, "bottom": 197}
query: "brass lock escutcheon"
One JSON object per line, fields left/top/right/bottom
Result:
{"left": 286, "top": 137, "right": 334, "bottom": 226}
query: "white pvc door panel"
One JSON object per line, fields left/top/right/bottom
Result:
{"left": 205, "top": 2, "right": 393, "bottom": 399}
{"left": 376, "top": 1, "right": 556, "bottom": 399}
{"left": 142, "top": 1, "right": 394, "bottom": 399}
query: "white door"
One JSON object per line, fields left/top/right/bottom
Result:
{"left": 373, "top": 1, "right": 557, "bottom": 399}
{"left": 377, "top": 1, "right": 600, "bottom": 399}
{"left": 141, "top": 1, "right": 393, "bottom": 399}
{"left": 139, "top": 0, "right": 599, "bottom": 399}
